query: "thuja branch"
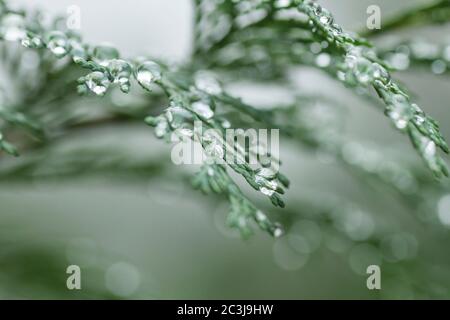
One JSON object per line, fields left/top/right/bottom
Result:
{"left": 0, "top": 1, "right": 290, "bottom": 237}
{"left": 194, "top": 0, "right": 450, "bottom": 177}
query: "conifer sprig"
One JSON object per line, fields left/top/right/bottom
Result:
{"left": 0, "top": 0, "right": 449, "bottom": 238}
{"left": 0, "top": 0, "right": 289, "bottom": 237}
{"left": 193, "top": 0, "right": 449, "bottom": 177}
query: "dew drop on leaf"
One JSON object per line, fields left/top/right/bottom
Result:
{"left": 192, "top": 101, "right": 214, "bottom": 119}
{"left": 107, "top": 59, "right": 133, "bottom": 93}
{"left": 93, "top": 44, "right": 120, "bottom": 66}
{"left": 46, "top": 31, "right": 69, "bottom": 58}
{"left": 135, "top": 61, "right": 162, "bottom": 91}
{"left": 83, "top": 71, "right": 111, "bottom": 96}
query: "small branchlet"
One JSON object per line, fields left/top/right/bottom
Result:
{"left": 193, "top": 0, "right": 449, "bottom": 177}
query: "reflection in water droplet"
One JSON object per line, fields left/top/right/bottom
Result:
{"left": 47, "top": 31, "right": 69, "bottom": 58}
{"left": 83, "top": 71, "right": 111, "bottom": 96}
{"left": 386, "top": 94, "right": 413, "bottom": 130}
{"left": 192, "top": 101, "right": 214, "bottom": 119}
{"left": 108, "top": 59, "right": 133, "bottom": 93}
{"left": 135, "top": 61, "right": 162, "bottom": 91}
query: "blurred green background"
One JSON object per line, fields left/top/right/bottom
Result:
{"left": 1, "top": 0, "right": 450, "bottom": 299}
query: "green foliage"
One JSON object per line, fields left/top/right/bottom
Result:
{"left": 0, "top": 0, "right": 449, "bottom": 238}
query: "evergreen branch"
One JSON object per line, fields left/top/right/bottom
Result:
{"left": 193, "top": 0, "right": 449, "bottom": 177}
{"left": 1, "top": 0, "right": 449, "bottom": 237}
{"left": 0, "top": 1, "right": 289, "bottom": 237}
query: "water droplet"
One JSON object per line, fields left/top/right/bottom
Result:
{"left": 260, "top": 187, "right": 275, "bottom": 196}
{"left": 206, "top": 143, "right": 224, "bottom": 159}
{"left": 221, "top": 119, "right": 231, "bottom": 129}
{"left": 21, "top": 33, "right": 43, "bottom": 48}
{"left": 46, "top": 31, "right": 69, "bottom": 58}
{"left": 135, "top": 61, "right": 162, "bottom": 91}
{"left": 255, "top": 210, "right": 268, "bottom": 222}
{"left": 165, "top": 105, "right": 192, "bottom": 129}
{"left": 423, "top": 139, "right": 436, "bottom": 157}
{"left": 175, "top": 127, "right": 194, "bottom": 139}
{"left": 108, "top": 59, "right": 133, "bottom": 93}
{"left": 330, "top": 23, "right": 342, "bottom": 37}
{"left": 354, "top": 58, "right": 373, "bottom": 85}
{"left": 0, "top": 13, "right": 26, "bottom": 41}
{"left": 312, "top": 3, "right": 323, "bottom": 16}
{"left": 93, "top": 44, "right": 119, "bottom": 66}
{"left": 274, "top": 0, "right": 291, "bottom": 8}
{"left": 70, "top": 40, "right": 87, "bottom": 64}
{"left": 386, "top": 94, "right": 413, "bottom": 129}
{"left": 192, "top": 101, "right": 214, "bottom": 119}
{"left": 319, "top": 11, "right": 333, "bottom": 26}
{"left": 256, "top": 167, "right": 277, "bottom": 180}
{"left": 195, "top": 72, "right": 222, "bottom": 95}
{"left": 155, "top": 118, "right": 169, "bottom": 138}
{"left": 371, "top": 63, "right": 389, "bottom": 81}
{"left": 82, "top": 71, "right": 111, "bottom": 96}
{"left": 273, "top": 225, "right": 284, "bottom": 238}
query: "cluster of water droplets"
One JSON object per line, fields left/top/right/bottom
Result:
{"left": 203, "top": 129, "right": 225, "bottom": 160}
{"left": 384, "top": 94, "right": 414, "bottom": 130}
{"left": 145, "top": 113, "right": 170, "bottom": 139}
{"left": 46, "top": 31, "right": 69, "bottom": 58}
{"left": 135, "top": 61, "right": 162, "bottom": 91}
{"left": 254, "top": 167, "right": 280, "bottom": 197}
{"left": 108, "top": 59, "right": 133, "bottom": 93}
{"left": 0, "top": 7, "right": 165, "bottom": 98}
{"left": 341, "top": 46, "right": 391, "bottom": 88}
{"left": 302, "top": 1, "right": 353, "bottom": 45}
{"left": 255, "top": 209, "right": 284, "bottom": 238}
{"left": 78, "top": 45, "right": 125, "bottom": 95}
{"left": 145, "top": 102, "right": 198, "bottom": 140}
